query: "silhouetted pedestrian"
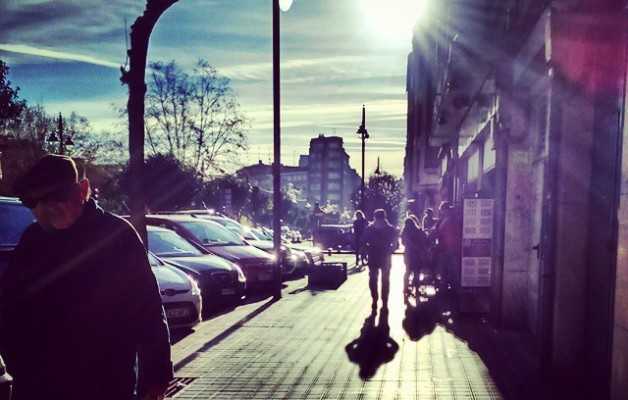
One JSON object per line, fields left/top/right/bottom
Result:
{"left": 431, "top": 202, "right": 461, "bottom": 294}
{"left": 353, "top": 210, "right": 368, "bottom": 266}
{"left": 361, "top": 209, "right": 399, "bottom": 310}
{"left": 400, "top": 217, "right": 429, "bottom": 294}
{"left": 422, "top": 208, "right": 437, "bottom": 233}
{"left": 0, "top": 155, "right": 173, "bottom": 400}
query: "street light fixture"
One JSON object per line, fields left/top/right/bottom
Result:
{"left": 356, "top": 105, "right": 369, "bottom": 210}
{"left": 47, "top": 113, "right": 74, "bottom": 155}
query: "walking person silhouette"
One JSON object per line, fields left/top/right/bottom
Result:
{"left": 361, "top": 209, "right": 399, "bottom": 311}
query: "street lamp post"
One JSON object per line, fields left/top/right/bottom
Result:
{"left": 356, "top": 105, "right": 369, "bottom": 210}
{"left": 272, "top": 0, "right": 292, "bottom": 299}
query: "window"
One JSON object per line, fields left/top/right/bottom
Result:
{"left": 328, "top": 172, "right": 341, "bottom": 179}
{"left": 441, "top": 157, "right": 448, "bottom": 173}
{"left": 328, "top": 193, "right": 340, "bottom": 201}
{"left": 147, "top": 229, "right": 203, "bottom": 257}
{"left": 536, "top": 99, "right": 548, "bottom": 156}
{"left": 327, "top": 182, "right": 340, "bottom": 190}
{"left": 0, "top": 202, "right": 35, "bottom": 246}
{"left": 180, "top": 221, "right": 245, "bottom": 246}
{"left": 467, "top": 151, "right": 479, "bottom": 182}
{"left": 483, "top": 135, "right": 495, "bottom": 171}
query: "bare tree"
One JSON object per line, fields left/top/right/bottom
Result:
{"left": 145, "top": 59, "right": 248, "bottom": 176}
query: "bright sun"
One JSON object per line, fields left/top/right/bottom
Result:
{"left": 362, "top": 0, "right": 427, "bottom": 44}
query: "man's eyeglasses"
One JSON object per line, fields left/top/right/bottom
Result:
{"left": 20, "top": 183, "right": 80, "bottom": 209}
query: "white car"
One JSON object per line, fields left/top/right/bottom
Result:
{"left": 149, "top": 252, "right": 202, "bottom": 329}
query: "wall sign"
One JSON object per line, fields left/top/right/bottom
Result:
{"left": 461, "top": 198, "right": 493, "bottom": 287}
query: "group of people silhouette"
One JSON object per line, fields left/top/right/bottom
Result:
{"left": 353, "top": 202, "right": 462, "bottom": 312}
{"left": 347, "top": 203, "right": 461, "bottom": 379}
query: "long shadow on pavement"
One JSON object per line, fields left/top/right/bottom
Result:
{"left": 174, "top": 297, "right": 277, "bottom": 371}
{"left": 401, "top": 288, "right": 553, "bottom": 400}
{"left": 345, "top": 308, "right": 399, "bottom": 380}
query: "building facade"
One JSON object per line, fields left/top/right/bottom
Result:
{"left": 405, "top": 0, "right": 627, "bottom": 397}
{"left": 237, "top": 135, "right": 360, "bottom": 211}
{"left": 304, "top": 134, "right": 360, "bottom": 211}
{"left": 236, "top": 161, "right": 308, "bottom": 200}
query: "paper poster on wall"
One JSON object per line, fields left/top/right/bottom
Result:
{"left": 461, "top": 198, "right": 493, "bottom": 287}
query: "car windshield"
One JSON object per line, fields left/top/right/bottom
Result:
{"left": 209, "top": 217, "right": 242, "bottom": 233}
{"left": 240, "top": 227, "right": 259, "bottom": 241}
{"left": 180, "top": 221, "right": 245, "bottom": 246}
{"left": 147, "top": 229, "right": 203, "bottom": 257}
{"left": 0, "top": 202, "right": 35, "bottom": 247}
{"left": 255, "top": 228, "right": 273, "bottom": 240}
{"left": 148, "top": 252, "right": 163, "bottom": 267}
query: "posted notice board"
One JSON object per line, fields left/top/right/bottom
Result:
{"left": 461, "top": 198, "right": 493, "bottom": 287}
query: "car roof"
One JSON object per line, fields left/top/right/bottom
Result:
{"left": 146, "top": 214, "right": 228, "bottom": 228}
{"left": 147, "top": 214, "right": 204, "bottom": 222}
{"left": 146, "top": 225, "right": 172, "bottom": 232}
{"left": 0, "top": 196, "right": 23, "bottom": 204}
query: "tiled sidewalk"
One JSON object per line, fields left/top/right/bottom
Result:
{"left": 169, "top": 255, "right": 546, "bottom": 399}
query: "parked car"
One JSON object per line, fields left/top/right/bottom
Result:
{"left": 0, "top": 197, "right": 35, "bottom": 278}
{"left": 246, "top": 227, "right": 324, "bottom": 274}
{"left": 237, "top": 226, "right": 297, "bottom": 276}
{"left": 312, "top": 224, "right": 355, "bottom": 250}
{"left": 156, "top": 209, "right": 224, "bottom": 217}
{"left": 145, "top": 216, "right": 277, "bottom": 289}
{"left": 289, "top": 230, "right": 303, "bottom": 243}
{"left": 149, "top": 252, "right": 202, "bottom": 329}
{"left": 146, "top": 225, "right": 246, "bottom": 305}
{"left": 195, "top": 215, "right": 244, "bottom": 236}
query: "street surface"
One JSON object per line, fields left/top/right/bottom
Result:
{"left": 167, "top": 254, "right": 545, "bottom": 399}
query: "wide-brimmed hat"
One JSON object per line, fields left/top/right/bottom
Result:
{"left": 15, "top": 154, "right": 79, "bottom": 198}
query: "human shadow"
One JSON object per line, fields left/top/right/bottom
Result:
{"left": 345, "top": 308, "right": 399, "bottom": 380}
{"left": 402, "top": 290, "right": 439, "bottom": 341}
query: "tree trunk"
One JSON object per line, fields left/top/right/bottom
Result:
{"left": 122, "top": 0, "right": 179, "bottom": 245}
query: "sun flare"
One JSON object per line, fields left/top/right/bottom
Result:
{"left": 362, "top": 0, "right": 428, "bottom": 45}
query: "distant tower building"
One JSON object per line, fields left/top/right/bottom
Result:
{"left": 307, "top": 134, "right": 360, "bottom": 210}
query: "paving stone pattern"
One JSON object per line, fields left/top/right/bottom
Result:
{"left": 169, "top": 255, "right": 539, "bottom": 399}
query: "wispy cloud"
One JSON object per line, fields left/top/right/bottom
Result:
{"left": 0, "top": 44, "right": 121, "bottom": 68}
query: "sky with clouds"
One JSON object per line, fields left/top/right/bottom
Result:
{"left": 0, "top": 0, "right": 426, "bottom": 176}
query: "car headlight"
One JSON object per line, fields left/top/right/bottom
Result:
{"left": 232, "top": 263, "right": 246, "bottom": 282}
{"left": 188, "top": 275, "right": 201, "bottom": 296}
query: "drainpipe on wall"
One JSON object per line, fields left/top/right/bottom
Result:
{"left": 539, "top": 60, "right": 559, "bottom": 380}
{"left": 492, "top": 109, "right": 509, "bottom": 326}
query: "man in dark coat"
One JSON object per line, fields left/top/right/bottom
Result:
{"left": 361, "top": 209, "right": 399, "bottom": 310}
{"left": 0, "top": 155, "right": 173, "bottom": 400}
